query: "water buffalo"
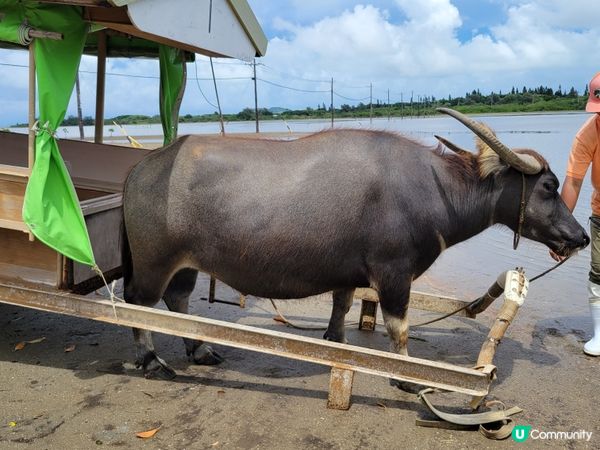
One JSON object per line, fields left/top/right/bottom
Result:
{"left": 122, "top": 107, "right": 589, "bottom": 383}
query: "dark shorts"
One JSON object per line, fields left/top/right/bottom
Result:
{"left": 590, "top": 216, "right": 600, "bottom": 284}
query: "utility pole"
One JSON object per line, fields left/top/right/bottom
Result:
{"left": 387, "top": 88, "right": 390, "bottom": 121}
{"left": 400, "top": 92, "right": 403, "bottom": 119}
{"left": 253, "top": 59, "right": 259, "bottom": 133}
{"left": 75, "top": 73, "right": 84, "bottom": 139}
{"left": 330, "top": 77, "right": 334, "bottom": 127}
{"left": 369, "top": 82, "right": 373, "bottom": 125}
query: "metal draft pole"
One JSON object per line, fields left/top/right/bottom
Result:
{"left": 0, "top": 281, "right": 493, "bottom": 399}
{"left": 94, "top": 30, "right": 107, "bottom": 144}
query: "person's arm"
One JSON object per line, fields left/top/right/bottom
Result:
{"left": 549, "top": 176, "right": 584, "bottom": 261}
{"left": 561, "top": 175, "right": 583, "bottom": 212}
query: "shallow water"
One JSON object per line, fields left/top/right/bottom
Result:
{"left": 10, "top": 113, "right": 595, "bottom": 317}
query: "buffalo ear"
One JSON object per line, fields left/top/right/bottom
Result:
{"left": 434, "top": 135, "right": 472, "bottom": 156}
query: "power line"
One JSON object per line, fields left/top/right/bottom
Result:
{"left": 257, "top": 78, "right": 329, "bottom": 93}
{"left": 194, "top": 59, "right": 218, "bottom": 109}
{"left": 257, "top": 63, "right": 330, "bottom": 84}
{"left": 334, "top": 92, "right": 370, "bottom": 102}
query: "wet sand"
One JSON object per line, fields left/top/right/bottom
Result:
{"left": 0, "top": 271, "right": 598, "bottom": 449}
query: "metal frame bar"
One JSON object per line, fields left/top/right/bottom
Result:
{"left": 0, "top": 281, "right": 492, "bottom": 397}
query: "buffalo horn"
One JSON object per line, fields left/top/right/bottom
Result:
{"left": 434, "top": 135, "right": 472, "bottom": 156}
{"left": 436, "top": 107, "right": 542, "bottom": 174}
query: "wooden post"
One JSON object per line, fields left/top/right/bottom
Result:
{"left": 94, "top": 30, "right": 107, "bottom": 144}
{"left": 327, "top": 367, "right": 355, "bottom": 410}
{"left": 358, "top": 299, "right": 378, "bottom": 331}
{"left": 27, "top": 41, "right": 36, "bottom": 241}
{"left": 75, "top": 73, "right": 84, "bottom": 140}
{"left": 208, "top": 276, "right": 216, "bottom": 303}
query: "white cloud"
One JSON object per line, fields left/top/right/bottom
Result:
{"left": 1, "top": 0, "right": 598, "bottom": 126}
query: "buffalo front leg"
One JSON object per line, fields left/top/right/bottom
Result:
{"left": 379, "top": 281, "right": 422, "bottom": 394}
{"left": 162, "top": 269, "right": 224, "bottom": 365}
{"left": 324, "top": 288, "right": 356, "bottom": 343}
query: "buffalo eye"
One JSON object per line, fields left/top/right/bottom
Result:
{"left": 542, "top": 181, "right": 557, "bottom": 193}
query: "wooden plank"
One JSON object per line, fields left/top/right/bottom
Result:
{"left": 0, "top": 281, "right": 492, "bottom": 397}
{"left": 80, "top": 193, "right": 122, "bottom": 215}
{"left": 0, "top": 263, "right": 56, "bottom": 286}
{"left": 0, "top": 219, "right": 29, "bottom": 233}
{"left": 0, "top": 131, "right": 150, "bottom": 192}
{"left": 0, "top": 228, "right": 57, "bottom": 272}
{"left": 0, "top": 227, "right": 57, "bottom": 286}
{"left": 0, "top": 179, "right": 26, "bottom": 223}
{"left": 355, "top": 288, "right": 475, "bottom": 318}
{"left": 0, "top": 164, "right": 30, "bottom": 179}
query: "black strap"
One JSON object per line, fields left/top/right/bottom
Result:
{"left": 513, "top": 172, "right": 527, "bottom": 250}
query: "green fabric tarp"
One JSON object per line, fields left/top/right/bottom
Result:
{"left": 1, "top": 2, "right": 96, "bottom": 266}
{"left": 0, "top": 2, "right": 187, "bottom": 267}
{"left": 159, "top": 44, "right": 186, "bottom": 145}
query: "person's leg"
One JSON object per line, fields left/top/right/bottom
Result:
{"left": 585, "top": 216, "right": 600, "bottom": 356}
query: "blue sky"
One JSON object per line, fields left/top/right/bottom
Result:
{"left": 0, "top": 0, "right": 598, "bottom": 126}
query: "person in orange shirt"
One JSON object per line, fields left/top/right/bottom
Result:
{"left": 552, "top": 72, "right": 600, "bottom": 356}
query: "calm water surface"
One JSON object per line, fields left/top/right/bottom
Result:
{"left": 10, "top": 113, "right": 595, "bottom": 319}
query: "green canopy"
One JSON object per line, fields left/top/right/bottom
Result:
{"left": 1, "top": 2, "right": 96, "bottom": 266}
{"left": 0, "top": 1, "right": 188, "bottom": 267}
{"left": 159, "top": 44, "right": 186, "bottom": 146}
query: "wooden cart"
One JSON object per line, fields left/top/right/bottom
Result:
{"left": 0, "top": 0, "right": 519, "bottom": 414}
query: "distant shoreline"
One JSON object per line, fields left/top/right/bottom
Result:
{"left": 5, "top": 108, "right": 590, "bottom": 130}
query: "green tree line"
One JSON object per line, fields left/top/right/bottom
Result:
{"left": 16, "top": 83, "right": 587, "bottom": 128}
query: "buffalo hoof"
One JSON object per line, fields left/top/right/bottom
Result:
{"left": 323, "top": 330, "right": 347, "bottom": 344}
{"left": 141, "top": 352, "right": 177, "bottom": 380}
{"left": 190, "top": 344, "right": 224, "bottom": 365}
{"left": 390, "top": 378, "right": 426, "bottom": 394}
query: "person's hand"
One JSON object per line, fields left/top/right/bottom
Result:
{"left": 549, "top": 249, "right": 566, "bottom": 262}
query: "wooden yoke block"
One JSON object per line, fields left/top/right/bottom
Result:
{"left": 327, "top": 366, "right": 355, "bottom": 410}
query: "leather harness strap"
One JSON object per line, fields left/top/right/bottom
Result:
{"left": 417, "top": 388, "right": 523, "bottom": 440}
{"left": 513, "top": 172, "right": 527, "bottom": 250}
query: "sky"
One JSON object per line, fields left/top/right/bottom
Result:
{"left": 0, "top": 0, "right": 599, "bottom": 126}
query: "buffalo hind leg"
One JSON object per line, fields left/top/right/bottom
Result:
{"left": 379, "top": 281, "right": 423, "bottom": 394}
{"left": 133, "top": 328, "right": 176, "bottom": 380}
{"left": 324, "top": 288, "right": 355, "bottom": 343}
{"left": 162, "top": 269, "right": 224, "bottom": 365}
{"left": 125, "top": 260, "right": 178, "bottom": 380}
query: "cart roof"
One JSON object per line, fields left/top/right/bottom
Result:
{"left": 0, "top": 0, "right": 267, "bottom": 59}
